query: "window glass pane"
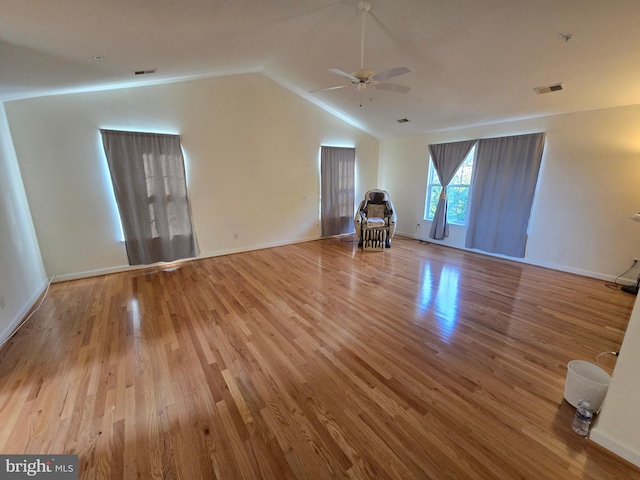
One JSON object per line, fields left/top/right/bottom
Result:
{"left": 451, "top": 169, "right": 462, "bottom": 185}
{"left": 424, "top": 145, "right": 475, "bottom": 225}
{"left": 447, "top": 186, "right": 469, "bottom": 224}
{"left": 426, "top": 185, "right": 441, "bottom": 219}
{"left": 460, "top": 163, "right": 473, "bottom": 184}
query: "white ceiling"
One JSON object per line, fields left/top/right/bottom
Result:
{"left": 2, "top": 0, "right": 640, "bottom": 138}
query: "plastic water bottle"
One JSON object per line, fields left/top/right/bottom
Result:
{"left": 572, "top": 400, "right": 593, "bottom": 435}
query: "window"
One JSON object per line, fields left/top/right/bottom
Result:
{"left": 100, "top": 129, "right": 195, "bottom": 265}
{"left": 320, "top": 146, "right": 355, "bottom": 236}
{"left": 424, "top": 146, "right": 475, "bottom": 225}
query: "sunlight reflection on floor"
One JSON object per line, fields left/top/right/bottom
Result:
{"left": 129, "top": 297, "right": 141, "bottom": 333}
{"left": 417, "top": 262, "right": 460, "bottom": 341}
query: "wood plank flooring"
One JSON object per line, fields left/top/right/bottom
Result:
{"left": 1, "top": 236, "right": 639, "bottom": 479}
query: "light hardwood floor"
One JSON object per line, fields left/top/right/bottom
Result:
{"left": 1, "top": 236, "right": 638, "bottom": 479}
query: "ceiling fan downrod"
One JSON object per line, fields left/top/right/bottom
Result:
{"left": 310, "top": 0, "right": 411, "bottom": 96}
{"left": 359, "top": 1, "right": 371, "bottom": 69}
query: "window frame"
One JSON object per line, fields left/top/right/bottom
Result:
{"left": 424, "top": 146, "right": 476, "bottom": 226}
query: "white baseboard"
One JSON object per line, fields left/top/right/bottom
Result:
{"left": 590, "top": 429, "right": 640, "bottom": 468}
{"left": 399, "top": 231, "right": 633, "bottom": 285}
{"left": 52, "top": 231, "right": 629, "bottom": 286}
{"left": 197, "top": 234, "right": 320, "bottom": 261}
{"left": 0, "top": 277, "right": 50, "bottom": 347}
{"left": 52, "top": 234, "right": 322, "bottom": 283}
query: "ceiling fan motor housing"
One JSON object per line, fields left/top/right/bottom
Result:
{"left": 352, "top": 69, "right": 376, "bottom": 82}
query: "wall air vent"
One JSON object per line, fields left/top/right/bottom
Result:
{"left": 534, "top": 83, "right": 564, "bottom": 94}
{"left": 134, "top": 69, "right": 156, "bottom": 75}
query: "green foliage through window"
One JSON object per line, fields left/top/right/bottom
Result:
{"left": 424, "top": 146, "right": 475, "bottom": 225}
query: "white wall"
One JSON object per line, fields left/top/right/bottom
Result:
{"left": 4, "top": 70, "right": 640, "bottom": 466}
{"left": 0, "top": 103, "right": 47, "bottom": 344}
{"left": 590, "top": 295, "right": 640, "bottom": 467}
{"left": 379, "top": 104, "right": 640, "bottom": 465}
{"left": 4, "top": 74, "right": 379, "bottom": 278}
{"left": 379, "top": 105, "right": 640, "bottom": 282}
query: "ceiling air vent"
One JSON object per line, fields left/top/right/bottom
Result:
{"left": 134, "top": 69, "right": 156, "bottom": 75}
{"left": 534, "top": 83, "right": 564, "bottom": 94}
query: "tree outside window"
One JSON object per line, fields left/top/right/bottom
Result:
{"left": 424, "top": 146, "right": 475, "bottom": 225}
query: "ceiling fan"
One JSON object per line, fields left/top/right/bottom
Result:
{"left": 312, "top": 1, "right": 411, "bottom": 96}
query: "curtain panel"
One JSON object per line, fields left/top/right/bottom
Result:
{"left": 100, "top": 129, "right": 196, "bottom": 265}
{"left": 428, "top": 140, "right": 477, "bottom": 240}
{"left": 465, "top": 132, "right": 545, "bottom": 258}
{"left": 321, "top": 146, "right": 356, "bottom": 237}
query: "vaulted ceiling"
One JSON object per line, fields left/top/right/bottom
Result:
{"left": 2, "top": 0, "right": 639, "bottom": 138}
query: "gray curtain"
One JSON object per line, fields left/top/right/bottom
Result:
{"left": 100, "top": 129, "right": 196, "bottom": 265}
{"left": 428, "top": 140, "right": 477, "bottom": 240}
{"left": 465, "top": 132, "right": 545, "bottom": 257}
{"left": 321, "top": 146, "right": 355, "bottom": 237}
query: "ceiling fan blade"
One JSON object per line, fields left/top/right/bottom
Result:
{"left": 328, "top": 68, "right": 359, "bottom": 83}
{"left": 375, "top": 83, "right": 411, "bottom": 94}
{"left": 310, "top": 85, "right": 349, "bottom": 93}
{"left": 372, "top": 66, "right": 411, "bottom": 82}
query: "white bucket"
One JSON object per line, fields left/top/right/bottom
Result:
{"left": 564, "top": 360, "right": 611, "bottom": 412}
